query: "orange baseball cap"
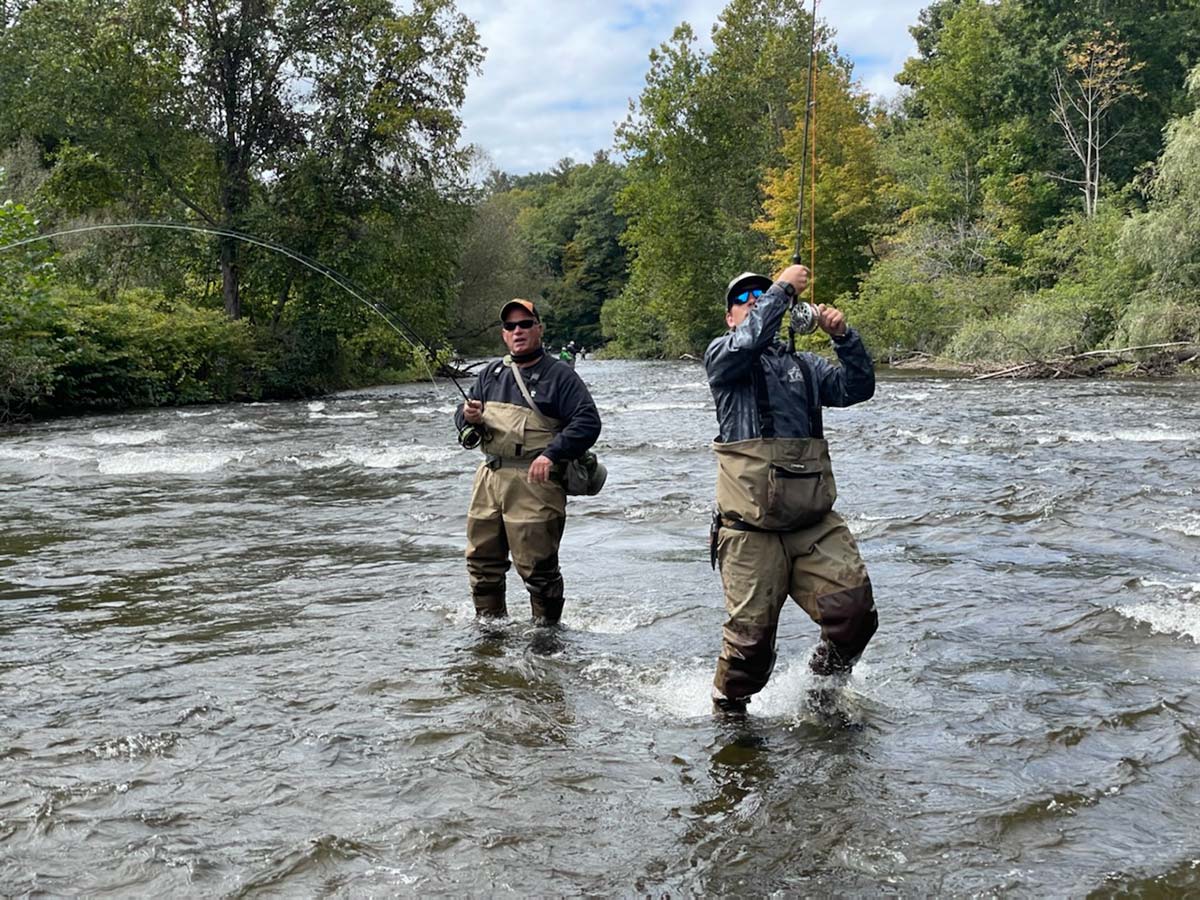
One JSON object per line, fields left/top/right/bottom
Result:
{"left": 499, "top": 298, "right": 540, "bottom": 321}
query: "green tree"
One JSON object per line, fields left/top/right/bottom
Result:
{"left": 613, "top": 0, "right": 833, "bottom": 356}
{"left": 451, "top": 184, "right": 545, "bottom": 354}
{"left": 517, "top": 153, "right": 627, "bottom": 349}
{"left": 757, "top": 61, "right": 892, "bottom": 304}
{"left": 1120, "top": 62, "right": 1200, "bottom": 345}
{"left": 0, "top": 190, "right": 59, "bottom": 420}
{"left": 0, "top": 0, "right": 482, "bottom": 321}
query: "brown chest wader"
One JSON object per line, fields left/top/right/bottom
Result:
{"left": 464, "top": 361, "right": 568, "bottom": 623}
{"left": 710, "top": 362, "right": 877, "bottom": 706}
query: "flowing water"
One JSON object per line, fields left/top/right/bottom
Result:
{"left": 2, "top": 361, "right": 1199, "bottom": 897}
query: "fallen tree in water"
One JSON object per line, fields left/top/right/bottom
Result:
{"left": 972, "top": 342, "right": 1200, "bottom": 380}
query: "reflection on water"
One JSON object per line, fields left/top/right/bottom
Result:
{"left": 2, "top": 362, "right": 1200, "bottom": 895}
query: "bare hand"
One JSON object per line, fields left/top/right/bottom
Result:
{"left": 776, "top": 264, "right": 809, "bottom": 295}
{"left": 463, "top": 399, "right": 483, "bottom": 424}
{"left": 816, "top": 304, "right": 847, "bottom": 337}
{"left": 527, "top": 454, "right": 553, "bottom": 484}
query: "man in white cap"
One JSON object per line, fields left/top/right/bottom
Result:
{"left": 706, "top": 265, "right": 878, "bottom": 714}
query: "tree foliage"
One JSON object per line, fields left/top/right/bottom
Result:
{"left": 0, "top": 0, "right": 483, "bottom": 414}
{"left": 0, "top": 190, "right": 60, "bottom": 420}
{"left": 452, "top": 153, "right": 627, "bottom": 355}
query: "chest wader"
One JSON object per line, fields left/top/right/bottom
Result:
{"left": 711, "top": 436, "right": 877, "bottom": 706}
{"left": 465, "top": 384, "right": 568, "bottom": 624}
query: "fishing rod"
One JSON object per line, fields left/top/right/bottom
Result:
{"left": 0, "top": 221, "right": 472, "bottom": 400}
{"left": 789, "top": 0, "right": 821, "bottom": 351}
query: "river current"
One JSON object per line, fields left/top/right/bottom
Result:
{"left": 2, "top": 360, "right": 1199, "bottom": 896}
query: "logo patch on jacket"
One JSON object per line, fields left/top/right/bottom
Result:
{"left": 785, "top": 365, "right": 805, "bottom": 383}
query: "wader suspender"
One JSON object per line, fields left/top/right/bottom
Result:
{"left": 505, "top": 357, "right": 568, "bottom": 445}
{"left": 799, "top": 354, "right": 824, "bottom": 439}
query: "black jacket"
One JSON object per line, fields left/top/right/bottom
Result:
{"left": 704, "top": 282, "right": 875, "bottom": 442}
{"left": 453, "top": 351, "right": 602, "bottom": 462}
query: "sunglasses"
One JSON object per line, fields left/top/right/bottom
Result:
{"left": 731, "top": 288, "right": 764, "bottom": 305}
{"left": 502, "top": 318, "right": 539, "bottom": 331}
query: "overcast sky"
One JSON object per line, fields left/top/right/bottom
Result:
{"left": 454, "top": 1, "right": 929, "bottom": 175}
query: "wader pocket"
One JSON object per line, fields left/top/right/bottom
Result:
{"left": 714, "top": 437, "right": 837, "bottom": 531}
{"left": 764, "top": 462, "right": 831, "bottom": 530}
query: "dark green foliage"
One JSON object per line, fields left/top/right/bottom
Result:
{"left": 49, "top": 287, "right": 259, "bottom": 409}
{"left": 0, "top": 193, "right": 60, "bottom": 421}
{"left": 453, "top": 153, "right": 629, "bottom": 356}
{"left": 0, "top": 0, "right": 481, "bottom": 417}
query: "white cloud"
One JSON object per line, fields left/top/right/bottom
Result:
{"left": 456, "top": 1, "right": 926, "bottom": 175}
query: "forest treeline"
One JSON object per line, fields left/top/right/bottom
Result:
{"left": 3, "top": 0, "right": 1200, "bottom": 421}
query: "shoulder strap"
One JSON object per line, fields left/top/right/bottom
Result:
{"left": 504, "top": 354, "right": 539, "bottom": 408}
{"left": 503, "top": 356, "right": 561, "bottom": 431}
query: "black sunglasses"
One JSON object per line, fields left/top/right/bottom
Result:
{"left": 731, "top": 288, "right": 764, "bottom": 305}
{"left": 502, "top": 318, "right": 539, "bottom": 331}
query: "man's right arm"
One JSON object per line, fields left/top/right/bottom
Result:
{"left": 453, "top": 368, "right": 488, "bottom": 431}
{"left": 705, "top": 283, "right": 792, "bottom": 385}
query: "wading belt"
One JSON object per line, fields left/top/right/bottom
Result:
{"left": 484, "top": 455, "right": 529, "bottom": 470}
{"left": 719, "top": 516, "right": 780, "bottom": 533}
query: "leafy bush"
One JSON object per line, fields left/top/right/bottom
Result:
{"left": 0, "top": 194, "right": 61, "bottom": 421}
{"left": 1110, "top": 293, "right": 1200, "bottom": 348}
{"left": 845, "top": 256, "right": 954, "bottom": 356}
{"left": 945, "top": 291, "right": 1096, "bottom": 362}
{"left": 51, "top": 288, "right": 258, "bottom": 409}
{"left": 599, "top": 283, "right": 669, "bottom": 358}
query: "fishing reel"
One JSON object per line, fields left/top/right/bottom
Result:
{"left": 458, "top": 424, "right": 490, "bottom": 450}
{"left": 790, "top": 299, "right": 819, "bottom": 336}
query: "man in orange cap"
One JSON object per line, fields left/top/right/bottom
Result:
{"left": 454, "top": 298, "right": 602, "bottom": 623}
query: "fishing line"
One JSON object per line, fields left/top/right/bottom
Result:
{"left": 0, "top": 221, "right": 471, "bottom": 400}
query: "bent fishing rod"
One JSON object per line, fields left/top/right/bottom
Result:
{"left": 0, "top": 221, "right": 472, "bottom": 400}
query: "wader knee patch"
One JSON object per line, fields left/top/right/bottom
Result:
{"left": 813, "top": 581, "right": 877, "bottom": 662}
{"left": 716, "top": 621, "right": 778, "bottom": 699}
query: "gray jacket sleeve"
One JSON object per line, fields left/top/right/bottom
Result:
{"left": 805, "top": 329, "right": 875, "bottom": 407}
{"left": 704, "top": 283, "right": 793, "bottom": 386}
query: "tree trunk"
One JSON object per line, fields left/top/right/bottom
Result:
{"left": 220, "top": 234, "right": 240, "bottom": 319}
{"left": 218, "top": 156, "right": 250, "bottom": 319}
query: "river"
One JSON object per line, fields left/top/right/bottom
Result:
{"left": 2, "top": 360, "right": 1199, "bottom": 896}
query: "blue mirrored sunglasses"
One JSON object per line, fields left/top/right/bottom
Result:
{"left": 732, "top": 288, "right": 764, "bottom": 304}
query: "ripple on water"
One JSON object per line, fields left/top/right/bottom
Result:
{"left": 98, "top": 450, "right": 247, "bottom": 476}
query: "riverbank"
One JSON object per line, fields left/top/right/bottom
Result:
{"left": 887, "top": 342, "right": 1200, "bottom": 380}
{"left": 6, "top": 344, "right": 1199, "bottom": 430}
